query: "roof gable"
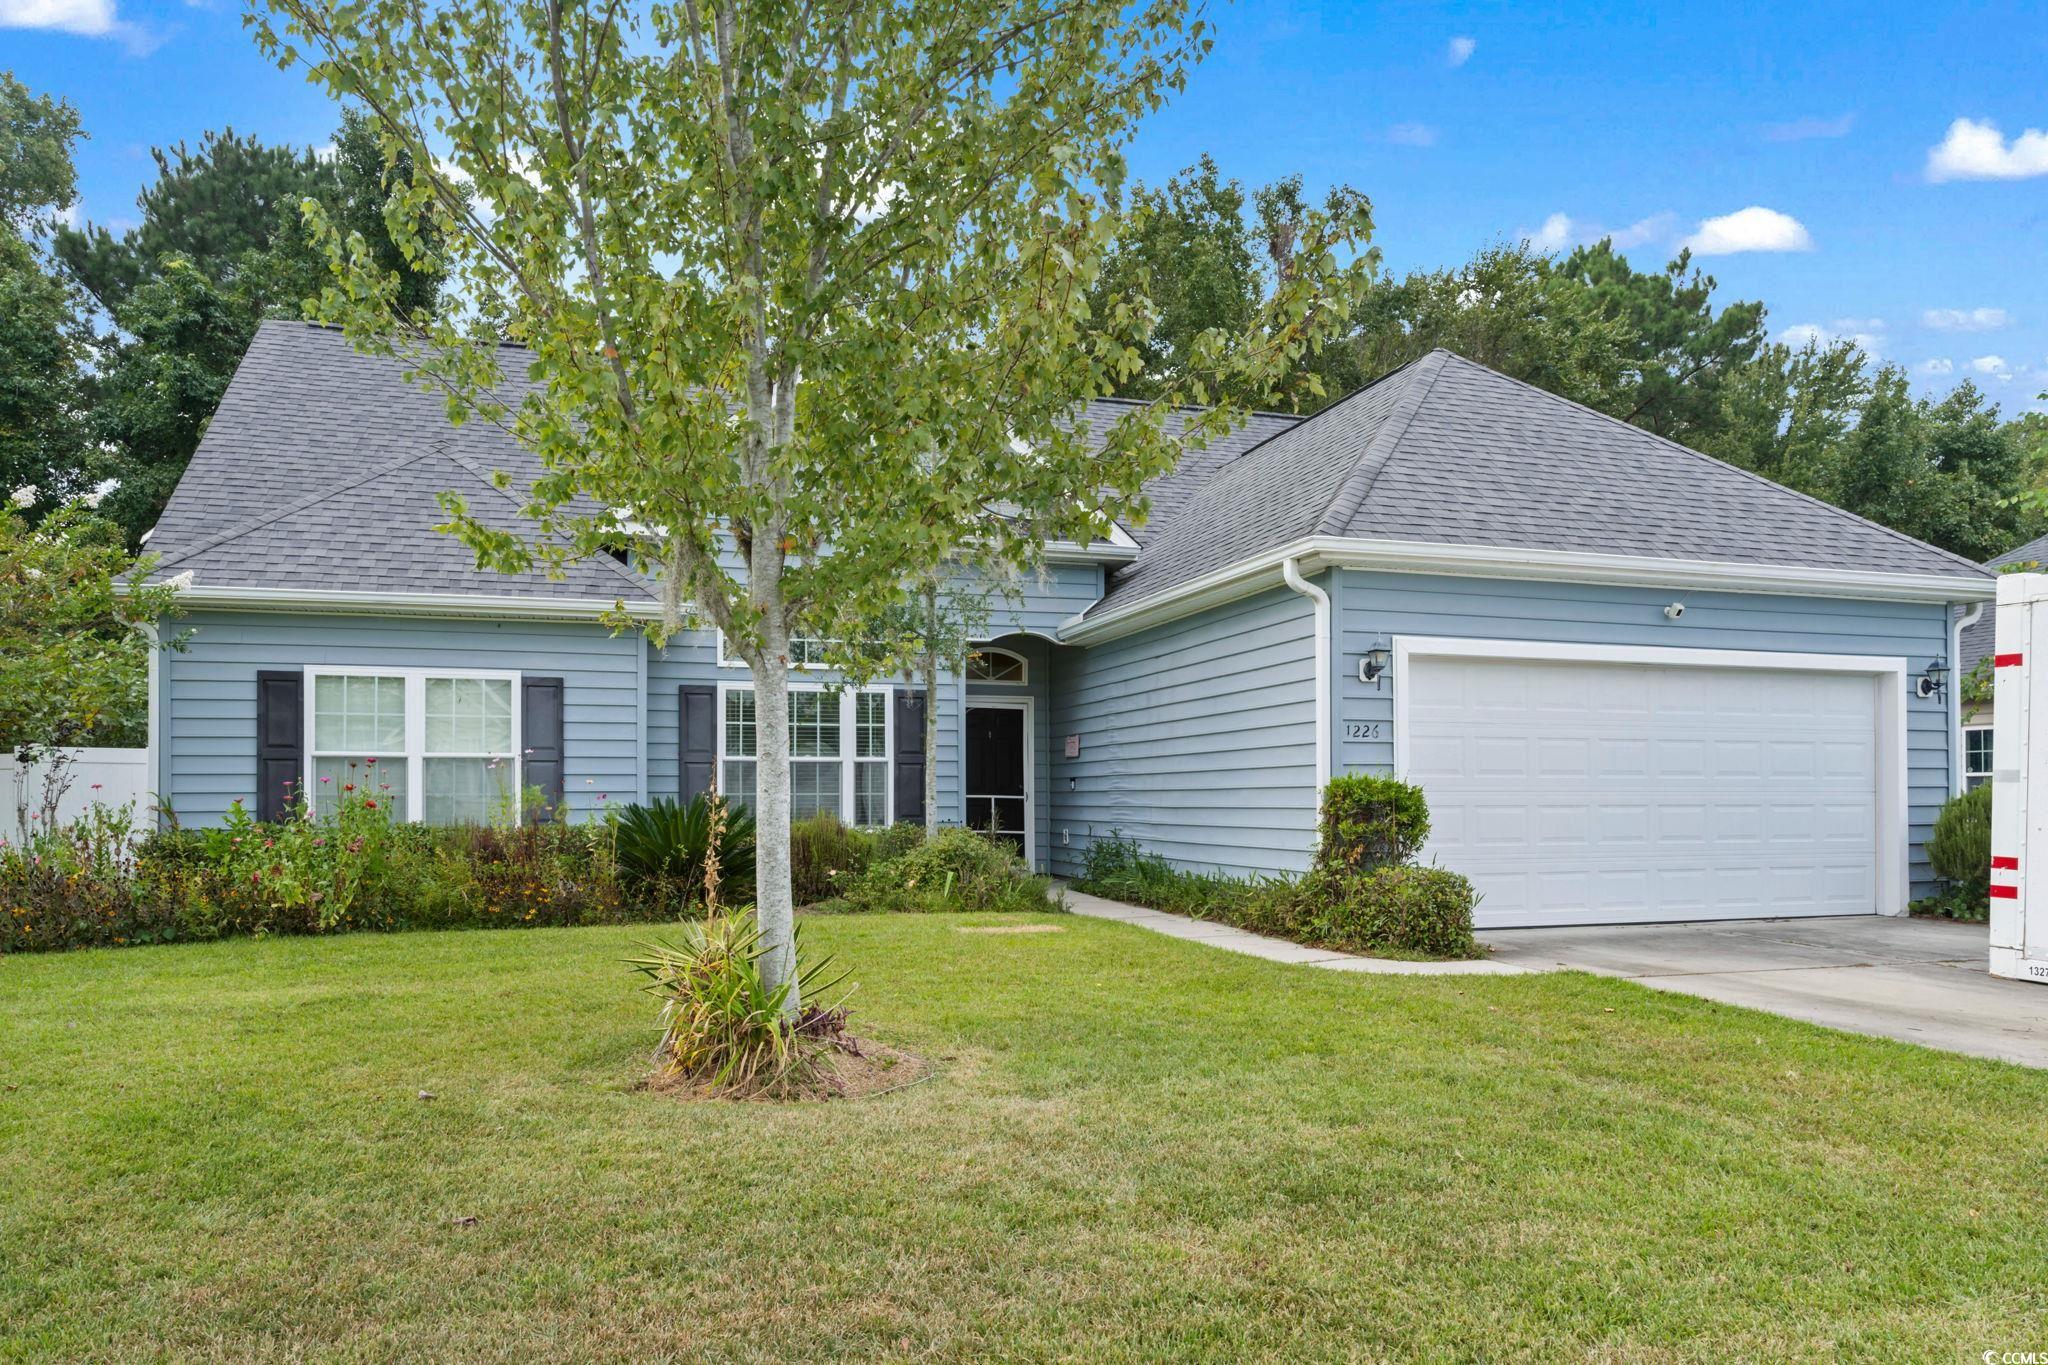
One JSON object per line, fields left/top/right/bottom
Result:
{"left": 1099, "top": 349, "right": 1988, "bottom": 613}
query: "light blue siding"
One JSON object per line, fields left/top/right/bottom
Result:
{"left": 161, "top": 610, "right": 643, "bottom": 826}
{"left": 1048, "top": 585, "right": 1318, "bottom": 878}
{"left": 1329, "top": 570, "right": 1956, "bottom": 896}
{"left": 975, "top": 561, "right": 1104, "bottom": 638}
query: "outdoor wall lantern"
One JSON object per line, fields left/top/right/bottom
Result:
{"left": 1359, "top": 646, "right": 1392, "bottom": 688}
{"left": 1917, "top": 657, "right": 1949, "bottom": 702}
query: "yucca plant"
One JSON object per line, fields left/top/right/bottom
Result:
{"left": 625, "top": 909, "right": 853, "bottom": 1097}
{"left": 613, "top": 796, "right": 757, "bottom": 897}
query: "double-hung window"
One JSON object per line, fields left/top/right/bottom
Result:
{"left": 307, "top": 668, "right": 521, "bottom": 823}
{"left": 1964, "top": 725, "right": 1993, "bottom": 791}
{"left": 720, "top": 685, "right": 891, "bottom": 826}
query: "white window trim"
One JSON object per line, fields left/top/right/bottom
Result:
{"left": 1388, "top": 635, "right": 1910, "bottom": 917}
{"left": 304, "top": 666, "right": 523, "bottom": 824}
{"left": 716, "top": 680, "right": 894, "bottom": 826}
{"left": 964, "top": 696, "right": 1034, "bottom": 866}
{"left": 714, "top": 628, "right": 834, "bottom": 670}
{"left": 1964, "top": 724, "right": 1994, "bottom": 782}
{"left": 966, "top": 646, "right": 1029, "bottom": 686}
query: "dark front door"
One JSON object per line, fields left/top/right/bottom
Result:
{"left": 965, "top": 705, "right": 1027, "bottom": 857}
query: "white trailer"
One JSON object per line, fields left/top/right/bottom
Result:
{"left": 1992, "top": 572, "right": 2048, "bottom": 983}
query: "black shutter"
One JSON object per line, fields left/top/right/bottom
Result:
{"left": 679, "top": 684, "right": 717, "bottom": 801}
{"left": 254, "top": 670, "right": 304, "bottom": 822}
{"left": 522, "top": 677, "right": 565, "bottom": 824}
{"left": 894, "top": 688, "right": 925, "bottom": 826}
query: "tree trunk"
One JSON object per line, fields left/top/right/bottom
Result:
{"left": 922, "top": 583, "right": 940, "bottom": 837}
{"left": 922, "top": 649, "right": 940, "bottom": 838}
{"left": 750, "top": 640, "right": 798, "bottom": 1012}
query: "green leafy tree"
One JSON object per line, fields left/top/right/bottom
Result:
{"left": 0, "top": 492, "right": 184, "bottom": 750}
{"left": 1815, "top": 370, "right": 2042, "bottom": 560}
{"left": 0, "top": 72, "right": 82, "bottom": 233}
{"left": 251, "top": 0, "right": 1373, "bottom": 1006}
{"left": 1327, "top": 241, "right": 1632, "bottom": 413}
{"left": 1092, "top": 156, "right": 1373, "bottom": 411}
{"left": 87, "top": 258, "right": 266, "bottom": 544}
{"left": 1553, "top": 242, "right": 1768, "bottom": 454}
{"left": 0, "top": 75, "right": 92, "bottom": 510}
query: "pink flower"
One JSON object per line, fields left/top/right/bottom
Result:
{"left": 320, "top": 776, "right": 331, "bottom": 784}
{"left": 90, "top": 783, "right": 102, "bottom": 791}
{"left": 365, "top": 757, "right": 377, "bottom": 766}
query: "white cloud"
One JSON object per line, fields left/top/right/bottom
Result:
{"left": 1683, "top": 206, "right": 1813, "bottom": 255}
{"left": 1969, "top": 354, "right": 2010, "bottom": 376}
{"left": 1926, "top": 117, "right": 2048, "bottom": 182}
{"left": 1386, "top": 123, "right": 1437, "bottom": 148}
{"left": 1446, "top": 36, "right": 1475, "bottom": 67}
{"left": 1777, "top": 318, "right": 1884, "bottom": 355}
{"left": 1922, "top": 306, "right": 2009, "bottom": 332}
{"left": 1527, "top": 210, "right": 1675, "bottom": 254}
{"left": 0, "top": 0, "right": 154, "bottom": 50}
{"left": 1761, "top": 113, "right": 1855, "bottom": 143}
{"left": 1917, "top": 358, "right": 1954, "bottom": 376}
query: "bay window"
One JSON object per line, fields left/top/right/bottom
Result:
{"left": 307, "top": 668, "right": 521, "bottom": 823}
{"left": 720, "top": 684, "right": 891, "bottom": 826}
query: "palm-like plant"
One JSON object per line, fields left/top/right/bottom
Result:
{"left": 625, "top": 909, "right": 851, "bottom": 1096}
{"left": 612, "top": 796, "right": 757, "bottom": 895}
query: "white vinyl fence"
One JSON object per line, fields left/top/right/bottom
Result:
{"left": 1, "top": 747, "right": 149, "bottom": 843}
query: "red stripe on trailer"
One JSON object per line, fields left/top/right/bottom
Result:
{"left": 1990, "top": 884, "right": 2020, "bottom": 899}
{"left": 1996, "top": 652, "right": 2025, "bottom": 667}
{"left": 1993, "top": 855, "right": 2020, "bottom": 870}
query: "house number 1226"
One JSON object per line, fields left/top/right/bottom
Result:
{"left": 1344, "top": 722, "right": 1384, "bottom": 740}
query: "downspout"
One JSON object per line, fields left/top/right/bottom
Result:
{"left": 1281, "top": 557, "right": 1331, "bottom": 796}
{"left": 1953, "top": 601, "right": 1985, "bottom": 797}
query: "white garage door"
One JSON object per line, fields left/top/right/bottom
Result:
{"left": 1402, "top": 646, "right": 1887, "bottom": 929}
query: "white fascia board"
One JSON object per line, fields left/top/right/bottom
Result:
{"left": 1059, "top": 534, "right": 1996, "bottom": 644}
{"left": 164, "top": 583, "right": 666, "bottom": 622}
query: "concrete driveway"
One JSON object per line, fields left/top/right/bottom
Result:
{"left": 1481, "top": 916, "right": 2048, "bottom": 1069}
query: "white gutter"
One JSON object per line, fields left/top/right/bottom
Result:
{"left": 152, "top": 584, "right": 665, "bottom": 621}
{"left": 1281, "top": 556, "right": 1331, "bottom": 794}
{"left": 1953, "top": 600, "right": 1986, "bottom": 797}
{"left": 1062, "top": 535, "right": 1996, "bottom": 645}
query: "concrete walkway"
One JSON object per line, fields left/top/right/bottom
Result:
{"left": 1483, "top": 916, "right": 2048, "bottom": 1069}
{"left": 1060, "top": 887, "right": 1530, "bottom": 976}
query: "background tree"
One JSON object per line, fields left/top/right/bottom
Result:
{"left": 0, "top": 491, "right": 184, "bottom": 750}
{"left": 1092, "top": 157, "right": 1373, "bottom": 411}
{"left": 252, "top": 0, "right": 1373, "bottom": 1006}
{"left": 0, "top": 75, "right": 92, "bottom": 512}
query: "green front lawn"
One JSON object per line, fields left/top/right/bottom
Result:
{"left": 4, "top": 915, "right": 2045, "bottom": 1359}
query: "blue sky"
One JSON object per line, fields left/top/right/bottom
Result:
{"left": 7, "top": 0, "right": 2046, "bottom": 411}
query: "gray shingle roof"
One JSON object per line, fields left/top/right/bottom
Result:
{"left": 149, "top": 320, "right": 654, "bottom": 601}
{"left": 1097, "top": 349, "right": 1990, "bottom": 614}
{"left": 1958, "top": 532, "right": 2048, "bottom": 675}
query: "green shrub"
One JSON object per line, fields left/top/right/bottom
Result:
{"left": 0, "top": 802, "right": 171, "bottom": 952}
{"left": 839, "top": 828, "right": 1051, "bottom": 914}
{"left": 789, "top": 813, "right": 882, "bottom": 904}
{"left": 1315, "top": 773, "right": 1430, "bottom": 873}
{"left": 625, "top": 909, "right": 852, "bottom": 1097}
{"left": 1925, "top": 783, "right": 1992, "bottom": 922}
{"left": 612, "top": 796, "right": 757, "bottom": 898}
{"left": 1300, "top": 864, "right": 1480, "bottom": 959}
{"left": 1077, "top": 834, "right": 1276, "bottom": 920}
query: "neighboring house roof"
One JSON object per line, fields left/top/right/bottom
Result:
{"left": 1095, "top": 348, "right": 1991, "bottom": 615}
{"left": 1957, "top": 531, "right": 2048, "bottom": 678}
{"left": 1072, "top": 397, "right": 1303, "bottom": 548}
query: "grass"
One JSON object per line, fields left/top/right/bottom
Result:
{"left": 4, "top": 915, "right": 2047, "bottom": 1361}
